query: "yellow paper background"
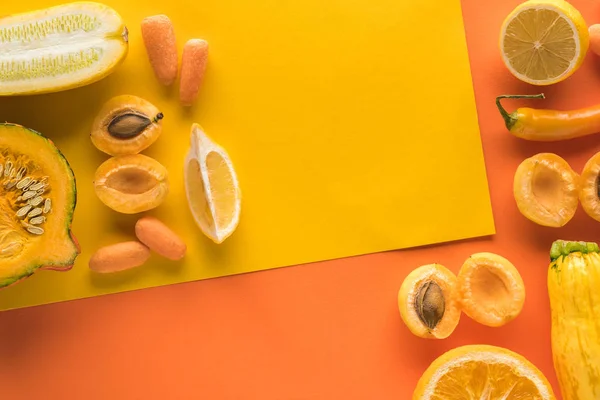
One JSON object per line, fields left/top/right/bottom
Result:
{"left": 0, "top": 0, "right": 494, "bottom": 310}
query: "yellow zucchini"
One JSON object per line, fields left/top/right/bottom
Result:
{"left": 548, "top": 240, "right": 600, "bottom": 400}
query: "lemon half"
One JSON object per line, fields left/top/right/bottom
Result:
{"left": 499, "top": 0, "right": 589, "bottom": 85}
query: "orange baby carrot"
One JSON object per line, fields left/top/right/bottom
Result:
{"left": 180, "top": 39, "right": 209, "bottom": 106}
{"left": 141, "top": 15, "right": 178, "bottom": 86}
{"left": 135, "top": 216, "right": 187, "bottom": 261}
{"left": 89, "top": 241, "right": 151, "bottom": 273}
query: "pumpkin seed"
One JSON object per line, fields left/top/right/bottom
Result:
{"left": 414, "top": 280, "right": 445, "bottom": 330}
{"left": 15, "top": 167, "right": 26, "bottom": 181}
{"left": 22, "top": 179, "right": 36, "bottom": 191}
{"left": 4, "top": 161, "right": 12, "bottom": 177}
{"left": 16, "top": 177, "right": 32, "bottom": 190}
{"left": 29, "top": 216, "right": 46, "bottom": 225}
{"left": 22, "top": 190, "right": 36, "bottom": 200}
{"left": 27, "top": 208, "right": 42, "bottom": 218}
{"left": 4, "top": 180, "right": 16, "bottom": 190}
{"left": 26, "top": 226, "right": 44, "bottom": 235}
{"left": 16, "top": 204, "right": 32, "bottom": 218}
{"left": 108, "top": 112, "right": 155, "bottom": 139}
{"left": 29, "top": 181, "right": 45, "bottom": 191}
{"left": 28, "top": 196, "right": 44, "bottom": 207}
{"left": 43, "top": 198, "right": 52, "bottom": 214}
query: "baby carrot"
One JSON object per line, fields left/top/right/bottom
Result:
{"left": 496, "top": 94, "right": 600, "bottom": 141}
{"left": 89, "top": 241, "right": 151, "bottom": 273}
{"left": 135, "top": 216, "right": 187, "bottom": 261}
{"left": 141, "top": 15, "right": 178, "bottom": 86}
{"left": 180, "top": 39, "right": 209, "bottom": 106}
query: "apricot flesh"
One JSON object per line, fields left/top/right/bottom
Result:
{"left": 94, "top": 154, "right": 169, "bottom": 214}
{"left": 513, "top": 153, "right": 579, "bottom": 227}
{"left": 579, "top": 151, "right": 600, "bottom": 222}
{"left": 456, "top": 252, "right": 525, "bottom": 327}
{"left": 398, "top": 264, "right": 461, "bottom": 339}
{"left": 91, "top": 95, "right": 163, "bottom": 156}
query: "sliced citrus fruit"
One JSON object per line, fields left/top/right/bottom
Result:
{"left": 398, "top": 264, "right": 461, "bottom": 339}
{"left": 499, "top": 0, "right": 589, "bottom": 86}
{"left": 457, "top": 252, "right": 525, "bottom": 327}
{"left": 0, "top": 2, "right": 129, "bottom": 96}
{"left": 513, "top": 153, "right": 579, "bottom": 227}
{"left": 413, "top": 345, "right": 556, "bottom": 399}
{"left": 184, "top": 124, "right": 241, "bottom": 244}
{"left": 579, "top": 151, "right": 600, "bottom": 222}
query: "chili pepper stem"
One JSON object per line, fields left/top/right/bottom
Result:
{"left": 495, "top": 94, "right": 545, "bottom": 130}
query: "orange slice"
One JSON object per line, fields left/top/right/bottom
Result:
{"left": 184, "top": 124, "right": 241, "bottom": 243}
{"left": 456, "top": 252, "right": 525, "bottom": 327}
{"left": 413, "top": 345, "right": 556, "bottom": 399}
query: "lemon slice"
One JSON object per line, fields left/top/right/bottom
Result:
{"left": 413, "top": 345, "right": 556, "bottom": 399}
{"left": 499, "top": 0, "right": 589, "bottom": 85}
{"left": 184, "top": 124, "right": 241, "bottom": 244}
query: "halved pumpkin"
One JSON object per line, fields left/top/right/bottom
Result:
{"left": 0, "top": 123, "right": 79, "bottom": 288}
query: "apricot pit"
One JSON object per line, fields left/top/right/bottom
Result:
{"left": 91, "top": 95, "right": 164, "bottom": 156}
{"left": 94, "top": 154, "right": 169, "bottom": 214}
{"left": 398, "top": 263, "right": 461, "bottom": 339}
{"left": 513, "top": 153, "right": 579, "bottom": 227}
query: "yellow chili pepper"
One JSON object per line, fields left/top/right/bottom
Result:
{"left": 496, "top": 94, "right": 600, "bottom": 141}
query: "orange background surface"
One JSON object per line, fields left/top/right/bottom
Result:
{"left": 1, "top": 0, "right": 600, "bottom": 398}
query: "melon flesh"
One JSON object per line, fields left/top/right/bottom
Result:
{"left": 0, "top": 2, "right": 128, "bottom": 95}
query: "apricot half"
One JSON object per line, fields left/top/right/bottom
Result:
{"left": 91, "top": 95, "right": 163, "bottom": 156}
{"left": 456, "top": 252, "right": 525, "bottom": 327}
{"left": 513, "top": 153, "right": 579, "bottom": 227}
{"left": 579, "top": 151, "right": 600, "bottom": 222}
{"left": 94, "top": 154, "right": 169, "bottom": 214}
{"left": 398, "top": 264, "right": 461, "bottom": 339}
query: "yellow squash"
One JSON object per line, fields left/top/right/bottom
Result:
{"left": 548, "top": 240, "right": 600, "bottom": 400}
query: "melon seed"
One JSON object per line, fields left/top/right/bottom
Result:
{"left": 414, "top": 280, "right": 445, "bottom": 330}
